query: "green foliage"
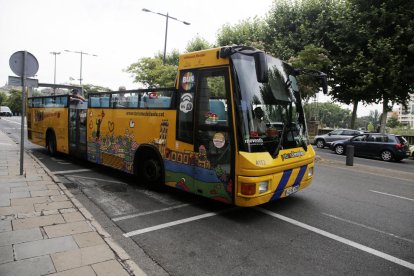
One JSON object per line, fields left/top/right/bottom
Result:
{"left": 5, "top": 89, "right": 22, "bottom": 114}
{"left": 386, "top": 115, "right": 400, "bottom": 128}
{"left": 305, "top": 102, "right": 351, "bottom": 128}
{"left": 186, "top": 36, "right": 213, "bottom": 52}
{"left": 367, "top": 122, "right": 375, "bottom": 132}
{"left": 289, "top": 44, "right": 332, "bottom": 101}
{"left": 126, "top": 56, "right": 177, "bottom": 88}
{"left": 0, "top": 92, "right": 7, "bottom": 106}
{"left": 216, "top": 17, "right": 266, "bottom": 49}
{"left": 154, "top": 49, "right": 180, "bottom": 66}
{"left": 81, "top": 84, "right": 111, "bottom": 97}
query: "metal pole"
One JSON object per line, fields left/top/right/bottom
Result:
{"left": 80, "top": 51, "right": 83, "bottom": 86}
{"left": 163, "top": 13, "right": 169, "bottom": 65}
{"left": 20, "top": 51, "right": 27, "bottom": 175}
{"left": 346, "top": 145, "right": 354, "bottom": 166}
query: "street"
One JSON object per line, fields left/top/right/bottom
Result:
{"left": 1, "top": 116, "right": 414, "bottom": 275}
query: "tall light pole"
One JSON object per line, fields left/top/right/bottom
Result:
{"left": 142, "top": 8, "right": 190, "bottom": 64}
{"left": 64, "top": 50, "right": 98, "bottom": 85}
{"left": 50, "top": 51, "right": 60, "bottom": 85}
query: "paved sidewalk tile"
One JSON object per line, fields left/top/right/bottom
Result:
{"left": 44, "top": 220, "right": 93, "bottom": 238}
{"left": 34, "top": 200, "right": 73, "bottom": 212}
{"left": 49, "top": 266, "right": 96, "bottom": 276}
{"left": 0, "top": 205, "right": 34, "bottom": 216}
{"left": 51, "top": 244, "right": 115, "bottom": 272}
{"left": 11, "top": 196, "right": 49, "bottom": 206}
{"left": 0, "top": 220, "right": 12, "bottom": 232}
{"left": 62, "top": 211, "right": 84, "bottom": 223}
{"left": 0, "top": 245, "right": 13, "bottom": 264}
{"left": 31, "top": 189, "right": 61, "bottom": 197}
{"left": 0, "top": 255, "right": 55, "bottom": 276}
{"left": 92, "top": 259, "right": 130, "bottom": 276}
{"left": 0, "top": 228, "right": 42, "bottom": 246}
{"left": 73, "top": 232, "right": 105, "bottom": 248}
{"left": 12, "top": 214, "right": 65, "bottom": 230}
{"left": 14, "top": 235, "right": 78, "bottom": 260}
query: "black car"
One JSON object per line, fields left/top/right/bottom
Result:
{"left": 330, "top": 133, "right": 410, "bottom": 162}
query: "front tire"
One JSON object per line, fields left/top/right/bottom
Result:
{"left": 316, "top": 139, "right": 325, "bottom": 148}
{"left": 334, "top": 145, "right": 345, "bottom": 155}
{"left": 380, "top": 150, "right": 393, "bottom": 162}
{"left": 136, "top": 153, "right": 163, "bottom": 190}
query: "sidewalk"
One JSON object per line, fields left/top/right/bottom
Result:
{"left": 0, "top": 130, "right": 146, "bottom": 276}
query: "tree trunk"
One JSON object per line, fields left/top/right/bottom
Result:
{"left": 379, "top": 98, "right": 388, "bottom": 133}
{"left": 350, "top": 99, "right": 358, "bottom": 129}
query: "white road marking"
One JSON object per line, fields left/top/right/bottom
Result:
{"left": 123, "top": 207, "right": 237, "bottom": 237}
{"left": 53, "top": 169, "right": 91, "bottom": 175}
{"left": 70, "top": 175, "right": 124, "bottom": 184}
{"left": 113, "top": 203, "right": 192, "bottom": 222}
{"left": 256, "top": 207, "right": 414, "bottom": 271}
{"left": 370, "top": 190, "right": 414, "bottom": 202}
{"left": 322, "top": 213, "right": 414, "bottom": 244}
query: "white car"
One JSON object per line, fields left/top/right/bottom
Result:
{"left": 0, "top": 106, "right": 13, "bottom": 116}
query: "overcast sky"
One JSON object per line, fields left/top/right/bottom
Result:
{"left": 1, "top": 0, "right": 382, "bottom": 116}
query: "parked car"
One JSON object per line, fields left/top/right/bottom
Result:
{"left": 0, "top": 106, "right": 13, "bottom": 117}
{"left": 330, "top": 133, "right": 410, "bottom": 162}
{"left": 314, "top": 129, "right": 363, "bottom": 148}
{"left": 410, "top": 145, "right": 414, "bottom": 159}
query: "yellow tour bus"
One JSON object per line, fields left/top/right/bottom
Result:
{"left": 27, "top": 46, "right": 327, "bottom": 207}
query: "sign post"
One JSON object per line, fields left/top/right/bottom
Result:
{"left": 9, "top": 51, "right": 39, "bottom": 175}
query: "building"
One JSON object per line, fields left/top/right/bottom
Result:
{"left": 389, "top": 93, "right": 414, "bottom": 128}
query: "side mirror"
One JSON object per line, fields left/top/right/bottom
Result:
{"left": 254, "top": 52, "right": 268, "bottom": 83}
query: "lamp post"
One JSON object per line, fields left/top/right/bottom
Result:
{"left": 50, "top": 51, "right": 60, "bottom": 85}
{"left": 64, "top": 50, "right": 98, "bottom": 85}
{"left": 142, "top": 8, "right": 190, "bottom": 64}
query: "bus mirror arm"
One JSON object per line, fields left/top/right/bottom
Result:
{"left": 294, "top": 69, "right": 328, "bottom": 94}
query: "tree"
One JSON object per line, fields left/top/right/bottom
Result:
{"left": 304, "top": 102, "right": 351, "bottom": 128}
{"left": 216, "top": 17, "right": 266, "bottom": 49}
{"left": 289, "top": 44, "right": 332, "bottom": 102}
{"left": 126, "top": 52, "right": 178, "bottom": 88}
{"left": 386, "top": 115, "right": 400, "bottom": 128}
{"left": 81, "top": 84, "right": 111, "bottom": 97}
{"left": 186, "top": 36, "right": 212, "bottom": 52}
{"left": 5, "top": 89, "right": 22, "bottom": 114}
{"left": 0, "top": 92, "right": 7, "bottom": 106}
{"left": 329, "top": 0, "right": 414, "bottom": 131}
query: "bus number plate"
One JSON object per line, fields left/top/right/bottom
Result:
{"left": 285, "top": 185, "right": 299, "bottom": 196}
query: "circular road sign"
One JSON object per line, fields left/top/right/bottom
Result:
{"left": 9, "top": 51, "right": 39, "bottom": 77}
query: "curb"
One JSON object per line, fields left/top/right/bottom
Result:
{"left": 27, "top": 151, "right": 146, "bottom": 276}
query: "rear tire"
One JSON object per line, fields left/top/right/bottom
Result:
{"left": 46, "top": 132, "right": 57, "bottom": 157}
{"left": 316, "top": 139, "right": 325, "bottom": 148}
{"left": 380, "top": 150, "right": 393, "bottom": 162}
{"left": 334, "top": 145, "right": 345, "bottom": 155}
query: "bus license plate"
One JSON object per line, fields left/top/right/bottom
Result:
{"left": 285, "top": 185, "right": 299, "bottom": 196}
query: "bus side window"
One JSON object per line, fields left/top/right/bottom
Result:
{"left": 100, "top": 96, "right": 110, "bottom": 108}
{"left": 128, "top": 94, "right": 139, "bottom": 108}
{"left": 90, "top": 97, "right": 101, "bottom": 108}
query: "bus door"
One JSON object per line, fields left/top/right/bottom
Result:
{"left": 194, "top": 68, "right": 233, "bottom": 200}
{"left": 69, "top": 101, "right": 88, "bottom": 159}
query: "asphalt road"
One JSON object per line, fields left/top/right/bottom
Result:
{"left": 2, "top": 116, "right": 414, "bottom": 275}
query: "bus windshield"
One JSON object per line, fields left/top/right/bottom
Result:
{"left": 232, "top": 53, "right": 308, "bottom": 157}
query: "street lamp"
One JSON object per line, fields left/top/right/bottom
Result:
{"left": 142, "top": 8, "right": 190, "bottom": 64}
{"left": 50, "top": 51, "right": 61, "bottom": 85}
{"left": 64, "top": 49, "right": 98, "bottom": 85}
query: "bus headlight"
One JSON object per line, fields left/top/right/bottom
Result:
{"left": 258, "top": 181, "right": 269, "bottom": 194}
{"left": 308, "top": 167, "right": 314, "bottom": 177}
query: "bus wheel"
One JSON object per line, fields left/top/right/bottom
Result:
{"left": 140, "top": 157, "right": 162, "bottom": 189}
{"left": 46, "top": 132, "right": 57, "bottom": 157}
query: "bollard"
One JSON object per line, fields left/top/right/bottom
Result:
{"left": 346, "top": 145, "right": 354, "bottom": 166}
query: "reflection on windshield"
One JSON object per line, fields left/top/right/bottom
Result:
{"left": 232, "top": 53, "right": 308, "bottom": 156}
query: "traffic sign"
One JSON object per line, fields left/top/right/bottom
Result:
{"left": 9, "top": 51, "right": 39, "bottom": 77}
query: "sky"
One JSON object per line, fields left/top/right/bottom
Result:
{"left": 0, "top": 0, "right": 382, "bottom": 116}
